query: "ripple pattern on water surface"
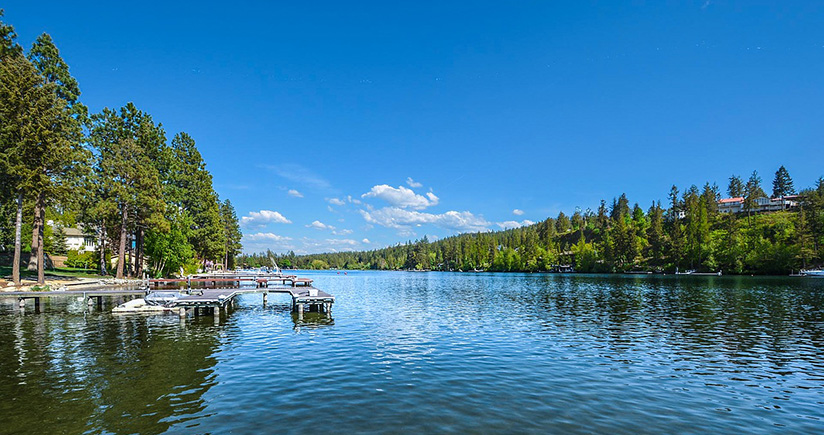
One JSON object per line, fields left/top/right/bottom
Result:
{"left": 1, "top": 272, "right": 823, "bottom": 434}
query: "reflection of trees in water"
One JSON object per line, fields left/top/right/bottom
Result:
{"left": 0, "top": 311, "right": 221, "bottom": 434}
{"left": 525, "top": 275, "right": 824, "bottom": 373}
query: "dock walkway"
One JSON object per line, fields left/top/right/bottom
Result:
{"left": 2, "top": 273, "right": 333, "bottom": 318}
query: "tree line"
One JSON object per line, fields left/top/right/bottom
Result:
{"left": 0, "top": 11, "right": 242, "bottom": 284}
{"left": 242, "top": 167, "right": 824, "bottom": 275}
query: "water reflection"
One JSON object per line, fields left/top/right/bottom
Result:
{"left": 292, "top": 311, "right": 335, "bottom": 330}
{"left": 1, "top": 273, "right": 823, "bottom": 433}
{"left": 0, "top": 311, "right": 221, "bottom": 434}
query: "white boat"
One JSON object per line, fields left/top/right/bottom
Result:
{"left": 801, "top": 269, "right": 824, "bottom": 278}
{"left": 112, "top": 291, "right": 185, "bottom": 313}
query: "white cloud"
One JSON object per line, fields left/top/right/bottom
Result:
{"left": 241, "top": 232, "right": 295, "bottom": 253}
{"left": 360, "top": 207, "right": 491, "bottom": 232}
{"left": 287, "top": 189, "right": 303, "bottom": 198}
{"left": 347, "top": 195, "right": 362, "bottom": 205}
{"left": 362, "top": 238, "right": 371, "bottom": 244}
{"left": 406, "top": 177, "right": 423, "bottom": 188}
{"left": 332, "top": 229, "right": 353, "bottom": 235}
{"left": 306, "top": 220, "right": 335, "bottom": 231}
{"left": 497, "top": 220, "right": 536, "bottom": 229}
{"left": 362, "top": 185, "right": 439, "bottom": 209}
{"left": 513, "top": 209, "right": 524, "bottom": 216}
{"left": 241, "top": 210, "right": 292, "bottom": 228}
{"left": 296, "top": 237, "right": 360, "bottom": 254}
{"left": 244, "top": 232, "right": 293, "bottom": 242}
{"left": 327, "top": 197, "right": 345, "bottom": 206}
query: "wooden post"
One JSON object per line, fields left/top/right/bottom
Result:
{"left": 263, "top": 292, "right": 268, "bottom": 306}
{"left": 35, "top": 297, "right": 43, "bottom": 314}
{"left": 297, "top": 303, "right": 304, "bottom": 320}
{"left": 97, "top": 296, "right": 103, "bottom": 310}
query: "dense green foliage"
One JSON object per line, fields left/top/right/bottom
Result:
{"left": 242, "top": 172, "right": 824, "bottom": 275}
{"left": 0, "top": 13, "right": 242, "bottom": 281}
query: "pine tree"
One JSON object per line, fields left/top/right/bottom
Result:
{"left": 52, "top": 224, "right": 68, "bottom": 255}
{"left": 728, "top": 175, "right": 744, "bottom": 197}
{"left": 0, "top": 9, "right": 21, "bottom": 58}
{"left": 220, "top": 199, "right": 243, "bottom": 270}
{"left": 555, "top": 212, "right": 570, "bottom": 233}
{"left": 772, "top": 165, "right": 795, "bottom": 198}
{"left": 743, "top": 170, "right": 766, "bottom": 216}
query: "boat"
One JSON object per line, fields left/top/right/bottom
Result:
{"left": 674, "top": 269, "right": 722, "bottom": 276}
{"left": 801, "top": 269, "right": 824, "bottom": 278}
{"left": 112, "top": 291, "right": 185, "bottom": 313}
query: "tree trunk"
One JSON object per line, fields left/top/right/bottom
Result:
{"left": 116, "top": 207, "right": 127, "bottom": 279}
{"left": 135, "top": 227, "right": 144, "bottom": 278}
{"left": 12, "top": 192, "right": 22, "bottom": 286}
{"left": 98, "top": 222, "right": 107, "bottom": 276}
{"left": 27, "top": 197, "right": 41, "bottom": 271}
{"left": 36, "top": 194, "right": 45, "bottom": 285}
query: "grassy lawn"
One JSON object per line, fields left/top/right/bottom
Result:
{"left": 1, "top": 266, "right": 106, "bottom": 280}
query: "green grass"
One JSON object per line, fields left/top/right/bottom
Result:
{"left": 1, "top": 266, "right": 106, "bottom": 280}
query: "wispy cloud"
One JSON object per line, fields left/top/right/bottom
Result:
{"left": 306, "top": 220, "right": 335, "bottom": 231}
{"left": 406, "top": 177, "right": 423, "bottom": 188}
{"left": 287, "top": 189, "right": 303, "bottom": 198}
{"left": 241, "top": 232, "right": 295, "bottom": 253}
{"left": 327, "top": 197, "right": 345, "bottom": 206}
{"left": 362, "top": 184, "right": 439, "bottom": 209}
{"left": 241, "top": 210, "right": 292, "bottom": 229}
{"left": 513, "top": 209, "right": 524, "bottom": 216}
{"left": 264, "top": 163, "right": 333, "bottom": 192}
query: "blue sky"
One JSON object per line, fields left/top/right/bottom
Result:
{"left": 4, "top": 1, "right": 823, "bottom": 254}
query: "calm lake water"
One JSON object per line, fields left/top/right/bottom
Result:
{"left": 1, "top": 272, "right": 823, "bottom": 434}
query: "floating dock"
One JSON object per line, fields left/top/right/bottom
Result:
{"left": 173, "top": 286, "right": 334, "bottom": 320}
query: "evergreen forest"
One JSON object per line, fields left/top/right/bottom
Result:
{"left": 242, "top": 169, "right": 824, "bottom": 276}
{"left": 0, "top": 11, "right": 242, "bottom": 284}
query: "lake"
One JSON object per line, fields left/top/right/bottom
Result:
{"left": 1, "top": 272, "right": 823, "bottom": 434}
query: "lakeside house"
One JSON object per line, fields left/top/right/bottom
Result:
{"left": 47, "top": 220, "right": 98, "bottom": 253}
{"left": 717, "top": 195, "right": 799, "bottom": 214}
{"left": 63, "top": 227, "right": 97, "bottom": 253}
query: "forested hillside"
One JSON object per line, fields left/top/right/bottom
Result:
{"left": 241, "top": 169, "right": 824, "bottom": 275}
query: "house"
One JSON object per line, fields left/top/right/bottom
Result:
{"left": 62, "top": 227, "right": 97, "bottom": 253}
{"left": 717, "top": 195, "right": 798, "bottom": 214}
{"left": 47, "top": 220, "right": 98, "bottom": 253}
{"left": 718, "top": 197, "right": 744, "bottom": 214}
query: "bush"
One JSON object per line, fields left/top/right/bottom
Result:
{"left": 65, "top": 249, "right": 95, "bottom": 268}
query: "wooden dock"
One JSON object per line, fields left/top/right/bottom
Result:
{"left": 2, "top": 273, "right": 333, "bottom": 320}
{"left": 0, "top": 288, "right": 147, "bottom": 311}
{"left": 173, "top": 286, "right": 334, "bottom": 320}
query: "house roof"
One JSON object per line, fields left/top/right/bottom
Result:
{"left": 61, "top": 227, "right": 88, "bottom": 237}
{"left": 718, "top": 197, "right": 744, "bottom": 204}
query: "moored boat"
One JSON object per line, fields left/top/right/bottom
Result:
{"left": 801, "top": 269, "right": 824, "bottom": 278}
